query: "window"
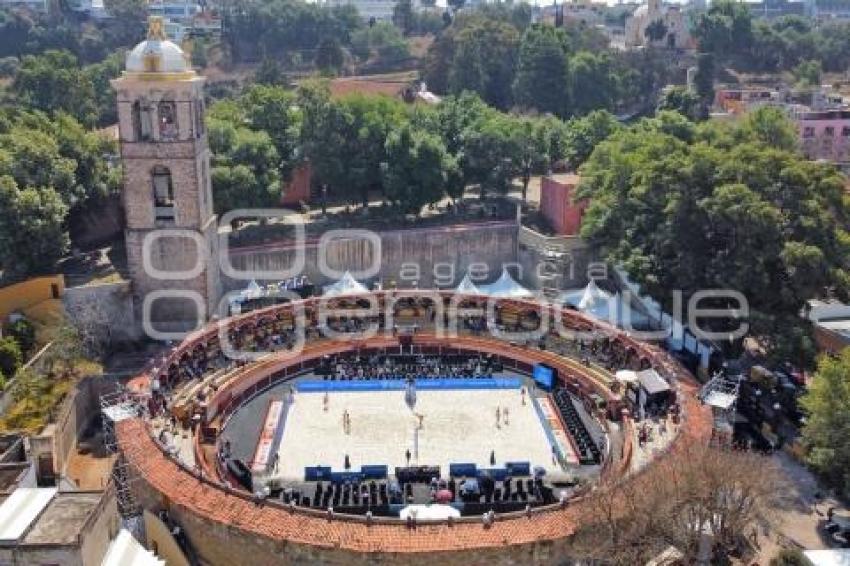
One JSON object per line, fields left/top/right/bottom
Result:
{"left": 825, "top": 126, "right": 835, "bottom": 137}
{"left": 803, "top": 127, "right": 815, "bottom": 138}
{"left": 158, "top": 101, "right": 178, "bottom": 141}
{"left": 132, "top": 100, "right": 153, "bottom": 141}
{"left": 194, "top": 99, "right": 205, "bottom": 138}
{"left": 842, "top": 126, "right": 850, "bottom": 138}
{"left": 152, "top": 166, "right": 175, "bottom": 221}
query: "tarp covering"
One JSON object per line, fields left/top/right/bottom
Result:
{"left": 479, "top": 268, "right": 533, "bottom": 298}
{"left": 637, "top": 368, "right": 671, "bottom": 396}
{"left": 102, "top": 529, "right": 165, "bottom": 566}
{"left": 323, "top": 271, "right": 368, "bottom": 297}
{"left": 0, "top": 488, "right": 56, "bottom": 543}
{"left": 399, "top": 504, "right": 461, "bottom": 520}
{"left": 455, "top": 273, "right": 481, "bottom": 295}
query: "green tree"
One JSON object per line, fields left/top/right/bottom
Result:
{"left": 0, "top": 337, "right": 22, "bottom": 378}
{"left": 801, "top": 350, "right": 850, "bottom": 498}
{"left": 0, "top": 177, "right": 69, "bottom": 278}
{"left": 562, "top": 110, "right": 620, "bottom": 168}
{"left": 578, "top": 113, "right": 850, "bottom": 361}
{"left": 792, "top": 59, "right": 822, "bottom": 87}
{"left": 462, "top": 115, "right": 521, "bottom": 199}
{"left": 513, "top": 25, "right": 569, "bottom": 117}
{"left": 693, "top": 0, "right": 753, "bottom": 57}
{"left": 102, "top": 0, "right": 146, "bottom": 46}
{"left": 569, "top": 51, "right": 617, "bottom": 116}
{"left": 207, "top": 120, "right": 280, "bottom": 215}
{"left": 392, "top": 0, "right": 415, "bottom": 35}
{"left": 383, "top": 125, "right": 451, "bottom": 214}
{"left": 12, "top": 50, "right": 97, "bottom": 126}
{"left": 315, "top": 37, "right": 345, "bottom": 75}
{"left": 693, "top": 52, "right": 715, "bottom": 104}
{"left": 769, "top": 548, "right": 807, "bottom": 566}
{"left": 657, "top": 87, "right": 705, "bottom": 121}
{"left": 6, "top": 319, "right": 36, "bottom": 357}
{"left": 644, "top": 19, "right": 667, "bottom": 44}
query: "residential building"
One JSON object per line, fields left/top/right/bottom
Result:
{"left": 0, "top": 0, "right": 50, "bottom": 12}
{"left": 625, "top": 0, "right": 693, "bottom": 49}
{"left": 747, "top": 0, "right": 807, "bottom": 18}
{"left": 797, "top": 109, "right": 850, "bottom": 165}
{"left": 322, "top": 0, "right": 415, "bottom": 21}
{"left": 0, "top": 488, "right": 119, "bottom": 566}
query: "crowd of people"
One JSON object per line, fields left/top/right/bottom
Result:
{"left": 317, "top": 353, "right": 500, "bottom": 381}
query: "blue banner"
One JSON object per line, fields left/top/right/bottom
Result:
{"left": 296, "top": 377, "right": 522, "bottom": 393}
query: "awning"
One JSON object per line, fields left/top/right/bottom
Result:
{"left": 323, "top": 271, "right": 368, "bottom": 297}
{"left": 637, "top": 368, "right": 671, "bottom": 396}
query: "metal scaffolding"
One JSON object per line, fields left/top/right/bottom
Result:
{"left": 101, "top": 388, "right": 145, "bottom": 535}
{"left": 699, "top": 371, "right": 741, "bottom": 445}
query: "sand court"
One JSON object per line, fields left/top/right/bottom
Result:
{"left": 272, "top": 387, "right": 571, "bottom": 482}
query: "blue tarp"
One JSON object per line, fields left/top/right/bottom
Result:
{"left": 449, "top": 463, "right": 478, "bottom": 478}
{"left": 296, "top": 377, "right": 522, "bottom": 393}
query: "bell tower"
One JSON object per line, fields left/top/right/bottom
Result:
{"left": 112, "top": 17, "right": 220, "bottom": 335}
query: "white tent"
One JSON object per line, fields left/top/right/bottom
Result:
{"left": 399, "top": 504, "right": 461, "bottom": 521}
{"left": 479, "top": 268, "right": 533, "bottom": 298}
{"left": 562, "top": 280, "right": 649, "bottom": 327}
{"left": 241, "top": 279, "right": 263, "bottom": 300}
{"left": 102, "top": 529, "right": 165, "bottom": 566}
{"left": 803, "top": 549, "right": 850, "bottom": 566}
{"left": 455, "top": 273, "right": 481, "bottom": 295}
{"left": 323, "top": 271, "right": 369, "bottom": 297}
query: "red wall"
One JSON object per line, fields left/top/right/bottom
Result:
{"left": 539, "top": 175, "right": 586, "bottom": 236}
{"left": 280, "top": 162, "right": 312, "bottom": 206}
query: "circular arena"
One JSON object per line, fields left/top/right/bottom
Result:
{"left": 111, "top": 291, "right": 711, "bottom": 565}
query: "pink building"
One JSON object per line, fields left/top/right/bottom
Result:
{"left": 539, "top": 174, "right": 587, "bottom": 236}
{"left": 798, "top": 109, "right": 850, "bottom": 165}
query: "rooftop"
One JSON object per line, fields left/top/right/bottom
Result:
{"left": 22, "top": 492, "right": 102, "bottom": 545}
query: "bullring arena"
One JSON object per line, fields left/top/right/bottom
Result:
{"left": 106, "top": 291, "right": 711, "bottom": 565}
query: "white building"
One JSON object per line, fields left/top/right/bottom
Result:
{"left": 0, "top": 0, "right": 50, "bottom": 13}
{"left": 324, "top": 0, "right": 418, "bottom": 21}
{"left": 625, "top": 0, "right": 692, "bottom": 49}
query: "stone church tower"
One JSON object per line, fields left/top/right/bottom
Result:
{"left": 111, "top": 18, "right": 220, "bottom": 334}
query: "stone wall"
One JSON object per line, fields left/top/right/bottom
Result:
{"left": 130, "top": 474, "right": 573, "bottom": 566}
{"left": 224, "top": 221, "right": 520, "bottom": 293}
{"left": 64, "top": 281, "right": 138, "bottom": 343}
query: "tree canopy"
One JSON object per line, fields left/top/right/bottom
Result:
{"left": 801, "top": 349, "right": 850, "bottom": 499}
{"left": 578, "top": 108, "right": 850, "bottom": 361}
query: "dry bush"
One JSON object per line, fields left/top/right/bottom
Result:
{"left": 571, "top": 443, "right": 787, "bottom": 564}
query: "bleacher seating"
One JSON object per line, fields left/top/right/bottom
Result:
{"left": 552, "top": 389, "right": 601, "bottom": 465}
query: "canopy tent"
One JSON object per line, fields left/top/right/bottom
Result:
{"left": 399, "top": 504, "right": 461, "bottom": 521}
{"left": 455, "top": 273, "right": 482, "bottom": 295}
{"left": 561, "top": 280, "right": 650, "bottom": 327}
{"left": 323, "top": 271, "right": 369, "bottom": 297}
{"left": 479, "top": 268, "right": 533, "bottom": 298}
{"left": 241, "top": 279, "right": 263, "bottom": 300}
{"left": 102, "top": 529, "right": 165, "bottom": 566}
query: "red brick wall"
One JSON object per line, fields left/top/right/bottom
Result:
{"left": 539, "top": 176, "right": 586, "bottom": 236}
{"left": 281, "top": 162, "right": 312, "bottom": 206}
